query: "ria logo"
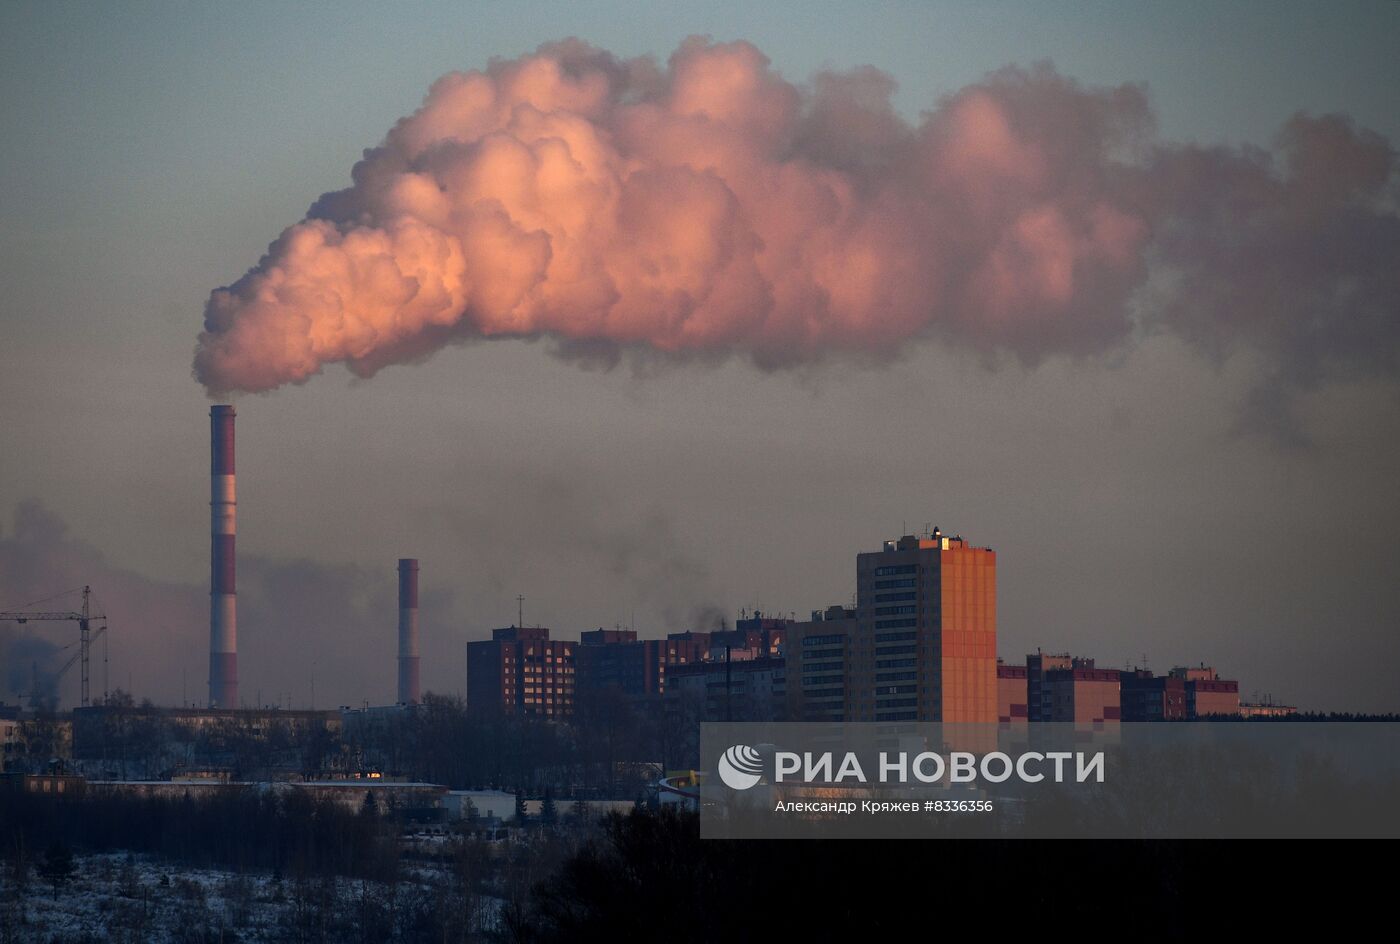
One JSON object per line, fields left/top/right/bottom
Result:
{"left": 717, "top": 744, "right": 765, "bottom": 790}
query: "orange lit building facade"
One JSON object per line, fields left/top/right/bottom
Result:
{"left": 849, "top": 531, "right": 998, "bottom": 723}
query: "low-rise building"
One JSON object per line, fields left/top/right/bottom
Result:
{"left": 666, "top": 655, "right": 786, "bottom": 722}
{"left": 1239, "top": 702, "right": 1297, "bottom": 718}
{"left": 996, "top": 661, "right": 1028, "bottom": 727}
{"left": 1170, "top": 666, "right": 1241, "bottom": 718}
{"left": 1045, "top": 660, "right": 1121, "bottom": 725}
{"left": 1119, "top": 669, "right": 1187, "bottom": 721}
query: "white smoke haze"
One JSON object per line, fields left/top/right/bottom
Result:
{"left": 193, "top": 38, "right": 1400, "bottom": 441}
{"left": 0, "top": 500, "right": 458, "bottom": 710}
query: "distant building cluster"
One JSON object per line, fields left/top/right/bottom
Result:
{"left": 464, "top": 530, "right": 1281, "bottom": 726}
{"left": 998, "top": 657, "right": 1244, "bottom": 727}
{"left": 466, "top": 615, "right": 787, "bottom": 721}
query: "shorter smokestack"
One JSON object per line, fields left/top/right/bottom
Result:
{"left": 209, "top": 405, "right": 238, "bottom": 709}
{"left": 398, "top": 559, "right": 420, "bottom": 705}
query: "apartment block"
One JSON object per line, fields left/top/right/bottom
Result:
{"left": 466, "top": 627, "right": 575, "bottom": 719}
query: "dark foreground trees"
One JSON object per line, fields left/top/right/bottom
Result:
{"left": 1, "top": 789, "right": 399, "bottom": 884}
{"left": 508, "top": 806, "right": 1386, "bottom": 941}
{"left": 38, "top": 840, "right": 74, "bottom": 899}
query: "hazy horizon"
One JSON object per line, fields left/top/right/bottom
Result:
{"left": 3, "top": 1, "right": 1399, "bottom": 713}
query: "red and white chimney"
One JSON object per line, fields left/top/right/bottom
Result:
{"left": 209, "top": 405, "right": 239, "bottom": 708}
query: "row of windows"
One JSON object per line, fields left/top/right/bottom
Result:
{"left": 874, "top": 578, "right": 916, "bottom": 590}
{"left": 875, "top": 618, "right": 918, "bottom": 630}
{"left": 875, "top": 591, "right": 917, "bottom": 603}
{"left": 875, "top": 605, "right": 916, "bottom": 617}
{"left": 876, "top": 698, "right": 918, "bottom": 709}
{"left": 802, "top": 634, "right": 846, "bottom": 647}
{"left": 875, "top": 672, "right": 917, "bottom": 682}
{"left": 878, "top": 685, "right": 917, "bottom": 695}
{"left": 802, "top": 675, "right": 844, "bottom": 686}
{"left": 875, "top": 645, "right": 917, "bottom": 656}
{"left": 876, "top": 711, "right": 918, "bottom": 721}
{"left": 876, "top": 658, "right": 918, "bottom": 669}
{"left": 874, "top": 565, "right": 917, "bottom": 576}
{"left": 802, "top": 661, "right": 844, "bottom": 674}
{"left": 874, "top": 631, "right": 918, "bottom": 642}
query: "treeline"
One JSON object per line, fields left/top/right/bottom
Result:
{"left": 1208, "top": 712, "right": 1400, "bottom": 721}
{"left": 1, "top": 788, "right": 399, "bottom": 883}
{"left": 73, "top": 689, "right": 700, "bottom": 796}
{"left": 346, "top": 690, "right": 698, "bottom": 796}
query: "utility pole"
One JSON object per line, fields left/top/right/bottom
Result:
{"left": 725, "top": 645, "right": 732, "bottom": 724}
{"left": 517, "top": 594, "right": 525, "bottom": 629}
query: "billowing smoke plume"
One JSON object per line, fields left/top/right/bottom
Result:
{"left": 195, "top": 38, "right": 1399, "bottom": 438}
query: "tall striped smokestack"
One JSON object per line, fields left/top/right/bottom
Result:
{"left": 398, "top": 558, "right": 420, "bottom": 705}
{"left": 209, "top": 405, "right": 238, "bottom": 708}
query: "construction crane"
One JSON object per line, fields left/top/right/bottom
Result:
{"left": 0, "top": 585, "right": 108, "bottom": 708}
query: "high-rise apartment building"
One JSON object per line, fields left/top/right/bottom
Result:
{"left": 853, "top": 532, "right": 997, "bottom": 722}
{"left": 786, "top": 606, "right": 857, "bottom": 721}
{"left": 466, "top": 627, "right": 575, "bottom": 719}
{"left": 783, "top": 531, "right": 997, "bottom": 723}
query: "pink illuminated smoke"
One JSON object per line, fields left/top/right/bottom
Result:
{"left": 195, "top": 38, "right": 1399, "bottom": 440}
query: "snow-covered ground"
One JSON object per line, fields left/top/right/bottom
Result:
{"left": 5, "top": 851, "right": 504, "bottom": 943}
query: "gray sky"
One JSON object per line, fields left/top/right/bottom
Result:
{"left": 2, "top": 1, "right": 1398, "bottom": 712}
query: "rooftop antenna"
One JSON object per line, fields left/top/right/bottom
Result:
{"left": 517, "top": 594, "right": 524, "bottom": 629}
